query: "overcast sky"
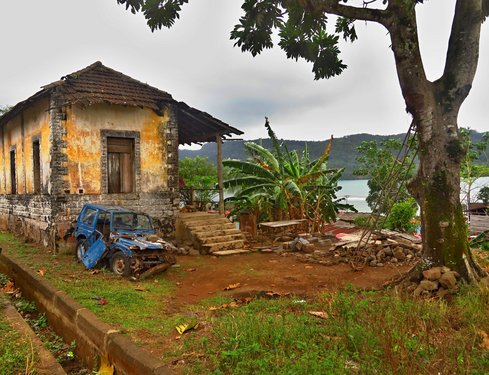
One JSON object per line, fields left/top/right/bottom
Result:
{"left": 0, "top": 0, "right": 487, "bottom": 144}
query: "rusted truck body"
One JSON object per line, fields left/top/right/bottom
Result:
{"left": 74, "top": 204, "right": 176, "bottom": 278}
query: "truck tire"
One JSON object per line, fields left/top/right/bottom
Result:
{"left": 110, "top": 252, "right": 131, "bottom": 276}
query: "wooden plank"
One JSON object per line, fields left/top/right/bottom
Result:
{"left": 213, "top": 249, "right": 250, "bottom": 256}
{"left": 108, "top": 152, "right": 121, "bottom": 193}
{"left": 260, "top": 219, "right": 306, "bottom": 229}
{"left": 121, "top": 152, "right": 133, "bottom": 193}
{"left": 470, "top": 215, "right": 489, "bottom": 233}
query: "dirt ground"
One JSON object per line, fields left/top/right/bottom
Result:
{"left": 167, "top": 252, "right": 410, "bottom": 308}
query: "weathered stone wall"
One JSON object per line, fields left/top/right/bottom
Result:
{"left": 0, "top": 195, "right": 54, "bottom": 247}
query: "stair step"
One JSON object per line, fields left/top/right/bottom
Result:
{"left": 198, "top": 233, "right": 245, "bottom": 244}
{"left": 192, "top": 228, "right": 241, "bottom": 237}
{"left": 185, "top": 218, "right": 232, "bottom": 227}
{"left": 189, "top": 223, "right": 236, "bottom": 232}
{"left": 178, "top": 213, "right": 224, "bottom": 221}
{"left": 203, "top": 240, "right": 245, "bottom": 253}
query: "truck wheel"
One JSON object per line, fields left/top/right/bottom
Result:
{"left": 75, "top": 239, "right": 88, "bottom": 262}
{"left": 110, "top": 252, "right": 131, "bottom": 276}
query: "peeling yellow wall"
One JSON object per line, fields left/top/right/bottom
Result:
{"left": 0, "top": 98, "right": 51, "bottom": 194}
{"left": 23, "top": 101, "right": 51, "bottom": 193}
{"left": 66, "top": 104, "right": 169, "bottom": 194}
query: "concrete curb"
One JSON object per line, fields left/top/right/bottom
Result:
{"left": 0, "top": 251, "right": 173, "bottom": 375}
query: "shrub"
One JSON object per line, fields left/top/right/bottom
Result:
{"left": 385, "top": 198, "right": 418, "bottom": 233}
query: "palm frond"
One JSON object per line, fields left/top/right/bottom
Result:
{"left": 308, "top": 135, "right": 333, "bottom": 174}
{"left": 243, "top": 142, "right": 280, "bottom": 172}
{"left": 223, "top": 159, "right": 276, "bottom": 180}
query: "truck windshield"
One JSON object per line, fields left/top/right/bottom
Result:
{"left": 112, "top": 213, "right": 153, "bottom": 231}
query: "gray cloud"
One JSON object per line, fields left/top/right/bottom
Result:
{"left": 0, "top": 0, "right": 487, "bottom": 143}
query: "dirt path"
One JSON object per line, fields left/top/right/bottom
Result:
{"left": 167, "top": 252, "right": 409, "bottom": 308}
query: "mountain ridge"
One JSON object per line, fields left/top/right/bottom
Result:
{"left": 179, "top": 131, "right": 486, "bottom": 180}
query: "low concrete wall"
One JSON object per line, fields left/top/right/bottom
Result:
{"left": 0, "top": 250, "right": 172, "bottom": 375}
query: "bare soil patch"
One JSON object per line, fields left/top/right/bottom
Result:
{"left": 167, "top": 253, "right": 409, "bottom": 309}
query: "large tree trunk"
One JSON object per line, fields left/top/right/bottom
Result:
{"left": 385, "top": 0, "right": 486, "bottom": 281}
{"left": 410, "top": 110, "right": 485, "bottom": 281}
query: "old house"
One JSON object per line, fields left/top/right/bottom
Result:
{"left": 0, "top": 62, "right": 242, "bottom": 252}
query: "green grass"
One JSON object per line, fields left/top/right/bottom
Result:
{"left": 174, "top": 287, "right": 489, "bottom": 374}
{"left": 0, "top": 295, "right": 36, "bottom": 375}
{"left": 3, "top": 232, "right": 489, "bottom": 373}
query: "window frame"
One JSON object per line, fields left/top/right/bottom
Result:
{"left": 100, "top": 130, "right": 140, "bottom": 195}
{"left": 9, "top": 146, "right": 16, "bottom": 195}
{"left": 32, "top": 136, "right": 41, "bottom": 194}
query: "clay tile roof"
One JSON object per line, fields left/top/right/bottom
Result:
{"left": 52, "top": 61, "right": 173, "bottom": 111}
{"left": 0, "top": 61, "right": 243, "bottom": 145}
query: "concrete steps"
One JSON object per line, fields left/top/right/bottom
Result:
{"left": 176, "top": 212, "right": 246, "bottom": 254}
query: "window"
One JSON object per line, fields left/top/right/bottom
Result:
{"left": 10, "top": 149, "right": 16, "bottom": 194}
{"left": 33, "top": 139, "right": 41, "bottom": 194}
{"left": 81, "top": 208, "right": 97, "bottom": 226}
{"left": 107, "top": 137, "right": 134, "bottom": 193}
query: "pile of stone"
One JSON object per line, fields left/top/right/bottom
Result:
{"left": 414, "top": 267, "right": 460, "bottom": 298}
{"left": 332, "top": 231, "right": 423, "bottom": 267}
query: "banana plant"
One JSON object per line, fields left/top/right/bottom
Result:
{"left": 224, "top": 119, "right": 355, "bottom": 225}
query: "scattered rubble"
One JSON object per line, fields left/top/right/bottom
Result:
{"left": 268, "top": 229, "right": 422, "bottom": 268}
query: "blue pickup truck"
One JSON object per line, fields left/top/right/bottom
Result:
{"left": 73, "top": 204, "right": 176, "bottom": 278}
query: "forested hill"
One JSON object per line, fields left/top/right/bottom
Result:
{"left": 179, "top": 131, "right": 486, "bottom": 180}
{"left": 179, "top": 133, "right": 406, "bottom": 179}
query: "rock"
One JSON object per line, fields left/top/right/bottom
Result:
{"left": 406, "top": 254, "right": 413, "bottom": 260}
{"left": 319, "top": 239, "right": 332, "bottom": 247}
{"left": 292, "top": 237, "right": 310, "bottom": 251}
{"left": 177, "top": 247, "right": 188, "bottom": 255}
{"left": 376, "top": 249, "right": 386, "bottom": 260}
{"left": 384, "top": 247, "right": 393, "bottom": 256}
{"left": 439, "top": 271, "right": 458, "bottom": 289}
{"left": 436, "top": 288, "right": 452, "bottom": 299}
{"left": 370, "top": 260, "right": 377, "bottom": 267}
{"left": 414, "top": 280, "right": 439, "bottom": 297}
{"left": 422, "top": 267, "right": 442, "bottom": 281}
{"left": 376, "top": 262, "right": 384, "bottom": 267}
{"left": 441, "top": 266, "right": 451, "bottom": 273}
{"left": 188, "top": 249, "right": 200, "bottom": 256}
{"left": 420, "top": 279, "right": 439, "bottom": 290}
{"left": 393, "top": 247, "right": 406, "bottom": 261}
{"left": 276, "top": 235, "right": 294, "bottom": 242}
{"left": 391, "top": 257, "right": 398, "bottom": 263}
{"left": 303, "top": 243, "right": 315, "bottom": 253}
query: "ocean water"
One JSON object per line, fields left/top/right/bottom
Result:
{"left": 338, "top": 179, "right": 370, "bottom": 212}
{"left": 338, "top": 177, "right": 489, "bottom": 213}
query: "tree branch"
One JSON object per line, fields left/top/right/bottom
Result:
{"left": 299, "top": 0, "right": 389, "bottom": 25}
{"left": 439, "top": 0, "right": 483, "bottom": 107}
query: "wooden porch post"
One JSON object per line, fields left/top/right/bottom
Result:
{"left": 216, "top": 134, "right": 224, "bottom": 215}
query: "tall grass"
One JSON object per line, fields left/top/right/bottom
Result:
{"left": 180, "top": 286, "right": 489, "bottom": 374}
